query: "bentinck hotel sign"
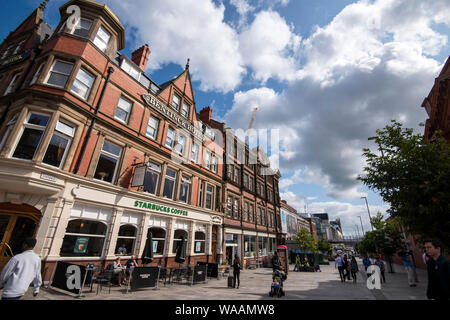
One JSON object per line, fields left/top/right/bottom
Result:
{"left": 142, "top": 93, "right": 204, "bottom": 142}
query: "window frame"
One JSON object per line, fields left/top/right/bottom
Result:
{"left": 191, "top": 143, "right": 199, "bottom": 164}
{"left": 181, "top": 102, "right": 190, "bottom": 118}
{"left": 93, "top": 140, "right": 122, "bottom": 184}
{"left": 70, "top": 18, "right": 93, "bottom": 38}
{"left": 162, "top": 167, "right": 177, "bottom": 200}
{"left": 165, "top": 127, "right": 176, "bottom": 149}
{"left": 71, "top": 67, "right": 95, "bottom": 100}
{"left": 30, "top": 63, "right": 45, "bottom": 86}
{"left": 179, "top": 175, "right": 191, "bottom": 204}
{"left": 194, "top": 231, "right": 206, "bottom": 254}
{"left": 143, "top": 161, "right": 161, "bottom": 195}
{"left": 45, "top": 59, "right": 74, "bottom": 88}
{"left": 4, "top": 73, "right": 21, "bottom": 96}
{"left": 148, "top": 227, "right": 166, "bottom": 256}
{"left": 42, "top": 119, "right": 75, "bottom": 169}
{"left": 205, "top": 184, "right": 214, "bottom": 210}
{"left": 114, "top": 96, "right": 133, "bottom": 124}
{"left": 10, "top": 112, "right": 50, "bottom": 160}
{"left": 172, "top": 94, "right": 180, "bottom": 111}
{"left": 93, "top": 26, "right": 111, "bottom": 52}
{"left": 146, "top": 115, "right": 160, "bottom": 140}
{"left": 115, "top": 224, "right": 138, "bottom": 256}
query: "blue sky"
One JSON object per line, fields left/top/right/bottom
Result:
{"left": 2, "top": 0, "right": 449, "bottom": 236}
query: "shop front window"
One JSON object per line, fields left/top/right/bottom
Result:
{"left": 194, "top": 232, "right": 205, "bottom": 254}
{"left": 148, "top": 227, "right": 165, "bottom": 256}
{"left": 244, "top": 235, "right": 256, "bottom": 258}
{"left": 172, "top": 229, "right": 188, "bottom": 254}
{"left": 60, "top": 219, "right": 107, "bottom": 257}
{"left": 115, "top": 224, "right": 137, "bottom": 256}
{"left": 258, "top": 236, "right": 268, "bottom": 257}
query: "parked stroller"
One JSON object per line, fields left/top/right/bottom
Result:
{"left": 269, "top": 269, "right": 287, "bottom": 297}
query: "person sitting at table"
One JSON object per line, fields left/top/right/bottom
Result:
{"left": 113, "top": 257, "right": 126, "bottom": 286}
{"left": 117, "top": 244, "right": 127, "bottom": 255}
{"left": 124, "top": 255, "right": 138, "bottom": 283}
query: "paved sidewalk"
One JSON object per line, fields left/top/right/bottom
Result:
{"left": 4, "top": 261, "right": 428, "bottom": 300}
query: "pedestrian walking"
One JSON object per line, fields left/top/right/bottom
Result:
{"left": 0, "top": 238, "right": 42, "bottom": 300}
{"left": 423, "top": 239, "right": 450, "bottom": 300}
{"left": 335, "top": 254, "right": 345, "bottom": 282}
{"left": 294, "top": 254, "right": 301, "bottom": 272}
{"left": 362, "top": 256, "right": 371, "bottom": 277}
{"left": 400, "top": 252, "right": 417, "bottom": 287}
{"left": 375, "top": 257, "right": 386, "bottom": 283}
{"left": 233, "top": 254, "right": 242, "bottom": 289}
{"left": 350, "top": 256, "right": 359, "bottom": 283}
{"left": 343, "top": 255, "right": 351, "bottom": 281}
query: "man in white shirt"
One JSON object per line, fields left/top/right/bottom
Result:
{"left": 0, "top": 238, "right": 42, "bottom": 300}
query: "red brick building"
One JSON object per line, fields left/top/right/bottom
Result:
{"left": 422, "top": 55, "right": 450, "bottom": 141}
{"left": 0, "top": 0, "right": 228, "bottom": 282}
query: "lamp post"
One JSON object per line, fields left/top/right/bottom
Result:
{"left": 361, "top": 196, "right": 374, "bottom": 231}
{"left": 357, "top": 215, "right": 365, "bottom": 236}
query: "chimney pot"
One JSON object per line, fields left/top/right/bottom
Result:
{"left": 132, "top": 44, "right": 151, "bottom": 71}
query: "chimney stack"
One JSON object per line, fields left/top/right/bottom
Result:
{"left": 199, "top": 107, "right": 212, "bottom": 125}
{"left": 132, "top": 44, "right": 151, "bottom": 71}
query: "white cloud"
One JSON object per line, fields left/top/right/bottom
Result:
{"left": 107, "top": 0, "right": 246, "bottom": 93}
{"left": 225, "top": 0, "right": 449, "bottom": 199}
{"left": 239, "top": 10, "right": 301, "bottom": 83}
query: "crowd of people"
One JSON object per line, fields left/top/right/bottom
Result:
{"left": 0, "top": 238, "right": 449, "bottom": 300}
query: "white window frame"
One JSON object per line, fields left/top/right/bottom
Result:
{"left": 175, "top": 134, "right": 186, "bottom": 155}
{"left": 205, "top": 184, "right": 214, "bottom": 210}
{"left": 165, "top": 127, "right": 175, "bottom": 149}
{"left": 143, "top": 161, "right": 161, "bottom": 195}
{"left": 70, "top": 18, "right": 93, "bottom": 38}
{"left": 45, "top": 60, "right": 74, "bottom": 88}
{"left": 163, "top": 167, "right": 177, "bottom": 200}
{"left": 205, "top": 150, "right": 212, "bottom": 170}
{"left": 181, "top": 102, "right": 189, "bottom": 118}
{"left": 1, "top": 45, "right": 14, "bottom": 59}
{"left": 211, "top": 155, "right": 218, "bottom": 173}
{"left": 42, "top": 120, "right": 75, "bottom": 169}
{"left": 115, "top": 224, "right": 138, "bottom": 256}
{"left": 146, "top": 116, "right": 159, "bottom": 140}
{"left": 12, "top": 40, "right": 26, "bottom": 55}
{"left": 0, "top": 114, "right": 18, "bottom": 151}
{"left": 93, "top": 26, "right": 111, "bottom": 52}
{"left": 30, "top": 63, "right": 44, "bottom": 85}
{"left": 94, "top": 140, "right": 122, "bottom": 184}
{"left": 114, "top": 96, "right": 133, "bottom": 123}
{"left": 10, "top": 112, "right": 50, "bottom": 160}
{"left": 179, "top": 175, "right": 191, "bottom": 204}
{"left": 172, "top": 94, "right": 180, "bottom": 111}
{"left": 71, "top": 67, "right": 95, "bottom": 100}
{"left": 191, "top": 143, "right": 199, "bottom": 163}
{"left": 4, "top": 73, "right": 20, "bottom": 96}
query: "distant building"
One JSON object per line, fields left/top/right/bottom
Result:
{"left": 311, "top": 214, "right": 343, "bottom": 242}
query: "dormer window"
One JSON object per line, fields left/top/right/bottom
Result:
{"left": 172, "top": 94, "right": 180, "bottom": 111}
{"left": 93, "top": 26, "right": 111, "bottom": 52}
{"left": 12, "top": 40, "right": 26, "bottom": 55}
{"left": 71, "top": 18, "right": 92, "bottom": 38}
{"left": 121, "top": 59, "right": 140, "bottom": 80}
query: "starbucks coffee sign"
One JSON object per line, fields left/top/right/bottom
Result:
{"left": 134, "top": 200, "right": 188, "bottom": 217}
{"left": 142, "top": 93, "right": 204, "bottom": 142}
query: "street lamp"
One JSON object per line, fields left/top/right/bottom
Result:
{"left": 361, "top": 196, "right": 374, "bottom": 231}
{"left": 357, "top": 216, "right": 365, "bottom": 236}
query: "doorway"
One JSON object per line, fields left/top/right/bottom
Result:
{"left": 0, "top": 203, "right": 41, "bottom": 271}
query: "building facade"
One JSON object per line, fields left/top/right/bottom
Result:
{"left": 422, "top": 55, "right": 450, "bottom": 141}
{"left": 0, "top": 0, "right": 230, "bottom": 282}
{"left": 197, "top": 110, "right": 282, "bottom": 266}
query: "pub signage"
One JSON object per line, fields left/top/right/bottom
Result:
{"left": 142, "top": 93, "right": 205, "bottom": 142}
{"left": 0, "top": 52, "right": 31, "bottom": 70}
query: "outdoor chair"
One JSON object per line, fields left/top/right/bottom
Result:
{"left": 95, "top": 269, "right": 114, "bottom": 294}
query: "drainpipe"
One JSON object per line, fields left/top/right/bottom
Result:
{"left": 73, "top": 66, "right": 114, "bottom": 174}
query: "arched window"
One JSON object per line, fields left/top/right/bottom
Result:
{"left": 148, "top": 227, "right": 166, "bottom": 256}
{"left": 60, "top": 219, "right": 107, "bottom": 257}
{"left": 115, "top": 224, "right": 137, "bottom": 256}
{"left": 194, "top": 232, "right": 206, "bottom": 254}
{"left": 172, "top": 229, "right": 188, "bottom": 254}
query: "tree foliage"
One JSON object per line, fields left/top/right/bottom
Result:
{"left": 293, "top": 228, "right": 318, "bottom": 253}
{"left": 317, "top": 239, "right": 333, "bottom": 255}
{"left": 357, "top": 212, "right": 405, "bottom": 258}
{"left": 358, "top": 121, "right": 450, "bottom": 249}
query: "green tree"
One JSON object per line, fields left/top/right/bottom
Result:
{"left": 317, "top": 239, "right": 333, "bottom": 255}
{"left": 357, "top": 212, "right": 405, "bottom": 271}
{"left": 293, "top": 228, "right": 318, "bottom": 253}
{"left": 358, "top": 121, "right": 450, "bottom": 249}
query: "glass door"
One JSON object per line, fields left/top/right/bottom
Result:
{"left": 0, "top": 214, "right": 38, "bottom": 271}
